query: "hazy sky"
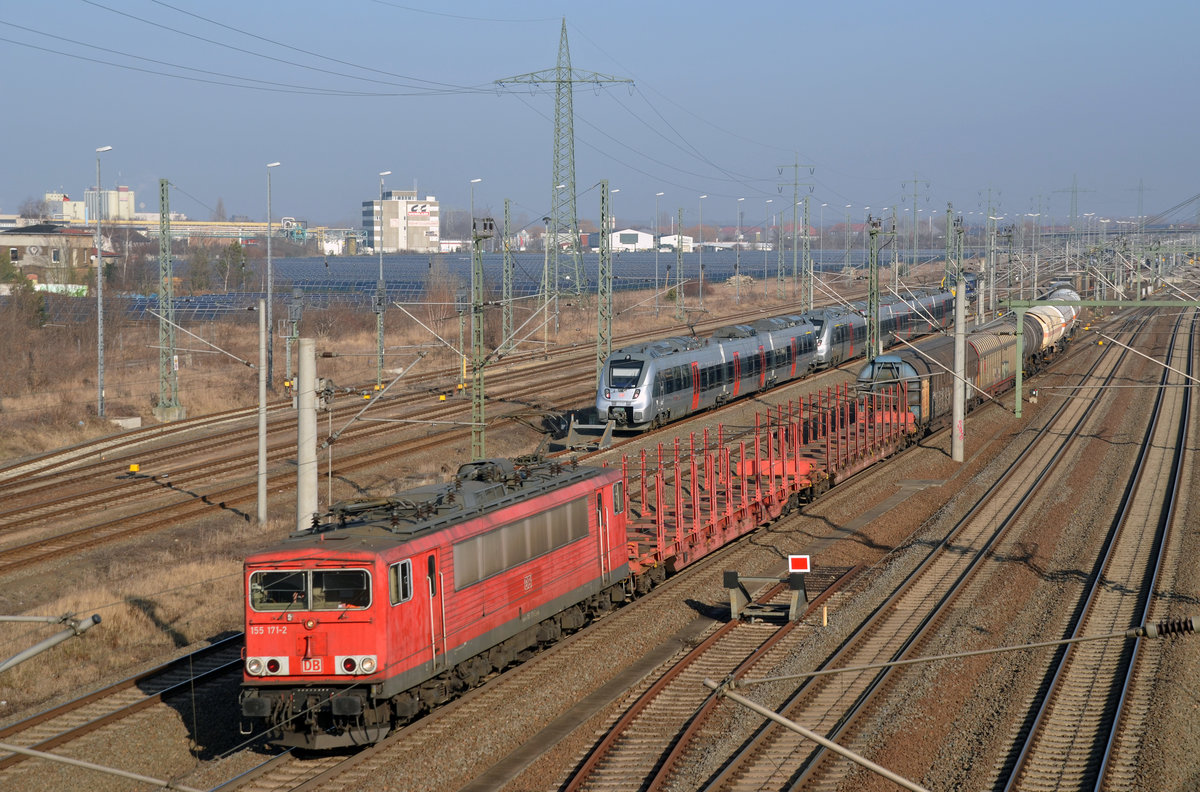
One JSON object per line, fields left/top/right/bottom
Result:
{"left": 3, "top": 0, "right": 1196, "bottom": 233}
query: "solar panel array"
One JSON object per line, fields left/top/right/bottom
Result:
{"left": 7, "top": 250, "right": 878, "bottom": 327}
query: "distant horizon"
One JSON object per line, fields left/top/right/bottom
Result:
{"left": 3, "top": 2, "right": 1196, "bottom": 232}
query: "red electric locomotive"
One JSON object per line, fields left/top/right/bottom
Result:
{"left": 240, "top": 458, "right": 629, "bottom": 748}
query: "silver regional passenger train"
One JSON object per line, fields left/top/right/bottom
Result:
{"left": 596, "top": 289, "right": 956, "bottom": 430}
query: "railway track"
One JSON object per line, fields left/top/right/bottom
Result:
{"left": 0, "top": 296, "right": 885, "bottom": 578}
{"left": 688, "top": 313, "right": 1146, "bottom": 791}
{"left": 1001, "top": 308, "right": 1195, "bottom": 790}
{"left": 0, "top": 636, "right": 243, "bottom": 780}
{"left": 560, "top": 569, "right": 855, "bottom": 792}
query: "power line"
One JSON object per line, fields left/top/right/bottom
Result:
{"left": 81, "top": 0, "right": 487, "bottom": 92}
{"left": 151, "top": 0, "right": 486, "bottom": 90}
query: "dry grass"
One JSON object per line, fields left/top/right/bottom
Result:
{"left": 0, "top": 515, "right": 289, "bottom": 719}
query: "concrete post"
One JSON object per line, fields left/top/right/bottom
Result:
{"left": 296, "top": 338, "right": 318, "bottom": 532}
{"left": 952, "top": 273, "right": 966, "bottom": 462}
{"left": 257, "top": 299, "right": 268, "bottom": 525}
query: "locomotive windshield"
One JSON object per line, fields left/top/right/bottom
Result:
{"left": 608, "top": 361, "right": 644, "bottom": 389}
{"left": 250, "top": 568, "right": 372, "bottom": 611}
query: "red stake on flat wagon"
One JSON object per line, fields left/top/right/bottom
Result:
{"left": 690, "top": 447, "right": 699, "bottom": 536}
{"left": 766, "top": 412, "right": 776, "bottom": 503}
{"left": 754, "top": 419, "right": 763, "bottom": 504}
{"left": 703, "top": 427, "right": 712, "bottom": 494}
{"left": 824, "top": 404, "right": 831, "bottom": 473}
{"left": 705, "top": 444, "right": 715, "bottom": 523}
{"left": 639, "top": 449, "right": 647, "bottom": 510}
{"left": 674, "top": 447, "right": 683, "bottom": 543}
{"left": 739, "top": 440, "right": 748, "bottom": 513}
{"left": 723, "top": 444, "right": 732, "bottom": 518}
{"left": 655, "top": 471, "right": 665, "bottom": 556}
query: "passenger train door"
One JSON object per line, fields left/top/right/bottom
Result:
{"left": 758, "top": 345, "right": 766, "bottom": 388}
{"left": 690, "top": 362, "right": 701, "bottom": 411}
{"left": 789, "top": 337, "right": 798, "bottom": 378}
{"left": 732, "top": 353, "right": 742, "bottom": 397}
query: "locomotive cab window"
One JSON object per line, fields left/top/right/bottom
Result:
{"left": 250, "top": 569, "right": 371, "bottom": 611}
{"left": 312, "top": 569, "right": 370, "bottom": 610}
{"left": 612, "top": 481, "right": 625, "bottom": 514}
{"left": 608, "top": 361, "right": 643, "bottom": 389}
{"left": 389, "top": 560, "right": 414, "bottom": 605}
{"left": 249, "top": 570, "right": 308, "bottom": 611}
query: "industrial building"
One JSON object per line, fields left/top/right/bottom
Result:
{"left": 362, "top": 190, "right": 440, "bottom": 253}
{"left": 45, "top": 187, "right": 137, "bottom": 223}
{"left": 658, "top": 233, "right": 694, "bottom": 253}
{"left": 612, "top": 228, "right": 655, "bottom": 252}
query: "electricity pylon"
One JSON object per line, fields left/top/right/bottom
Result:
{"left": 495, "top": 18, "right": 632, "bottom": 298}
{"left": 155, "top": 179, "right": 181, "bottom": 419}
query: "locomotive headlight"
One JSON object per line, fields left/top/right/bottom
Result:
{"left": 304, "top": 618, "right": 317, "bottom": 630}
{"left": 266, "top": 658, "right": 281, "bottom": 674}
{"left": 246, "top": 658, "right": 264, "bottom": 676}
{"left": 604, "top": 389, "right": 610, "bottom": 399}
{"left": 633, "top": 388, "right": 640, "bottom": 399}
{"left": 342, "top": 657, "right": 357, "bottom": 673}
{"left": 360, "top": 656, "right": 377, "bottom": 674}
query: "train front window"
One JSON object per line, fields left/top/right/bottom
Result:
{"left": 249, "top": 568, "right": 372, "bottom": 611}
{"left": 312, "top": 569, "right": 371, "bottom": 610}
{"left": 249, "top": 570, "right": 308, "bottom": 611}
{"left": 608, "top": 361, "right": 643, "bottom": 389}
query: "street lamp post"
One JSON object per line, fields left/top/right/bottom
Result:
{"left": 654, "top": 192, "right": 664, "bottom": 315}
{"left": 1026, "top": 212, "right": 1041, "bottom": 297}
{"left": 95, "top": 145, "right": 112, "bottom": 419}
{"left": 698, "top": 194, "right": 707, "bottom": 307}
{"left": 375, "top": 170, "right": 392, "bottom": 391}
{"left": 542, "top": 216, "right": 551, "bottom": 358}
{"left": 470, "top": 178, "right": 482, "bottom": 227}
{"left": 266, "top": 161, "right": 281, "bottom": 387}
{"left": 844, "top": 204, "right": 853, "bottom": 269}
{"left": 736, "top": 197, "right": 745, "bottom": 303}
{"left": 764, "top": 199, "right": 773, "bottom": 295}
{"left": 469, "top": 178, "right": 482, "bottom": 381}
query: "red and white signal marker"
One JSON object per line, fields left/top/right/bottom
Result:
{"left": 788, "top": 554, "right": 811, "bottom": 574}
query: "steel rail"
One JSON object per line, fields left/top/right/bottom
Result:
{"left": 0, "top": 635, "right": 243, "bottom": 771}
{"left": 696, "top": 312, "right": 1144, "bottom": 791}
{"left": 1001, "top": 308, "right": 1191, "bottom": 790}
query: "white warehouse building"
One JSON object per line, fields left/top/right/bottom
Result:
{"left": 611, "top": 228, "right": 655, "bottom": 252}
{"left": 659, "top": 234, "right": 694, "bottom": 253}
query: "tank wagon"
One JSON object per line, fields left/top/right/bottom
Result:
{"left": 855, "top": 287, "right": 1081, "bottom": 427}
{"left": 596, "top": 289, "right": 954, "bottom": 430}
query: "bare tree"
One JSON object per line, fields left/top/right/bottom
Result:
{"left": 18, "top": 197, "right": 49, "bottom": 220}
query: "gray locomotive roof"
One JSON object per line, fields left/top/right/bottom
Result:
{"left": 284, "top": 459, "right": 608, "bottom": 543}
